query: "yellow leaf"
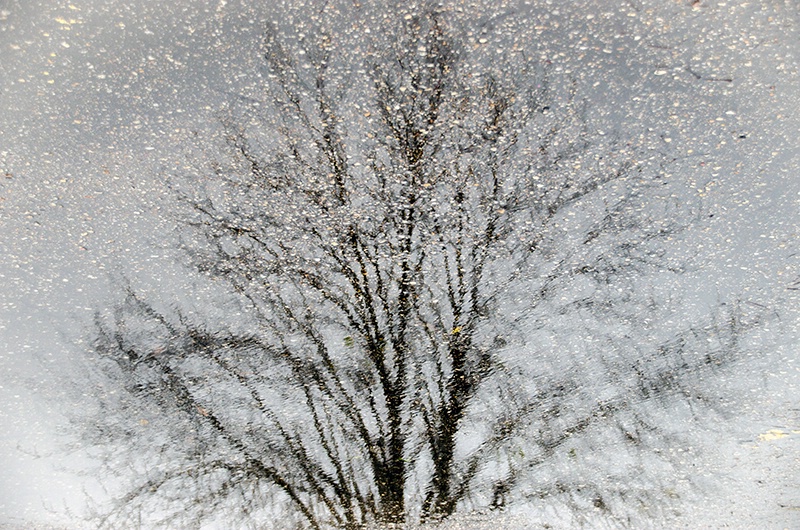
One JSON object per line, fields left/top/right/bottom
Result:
{"left": 758, "top": 429, "right": 788, "bottom": 442}
{"left": 451, "top": 326, "right": 462, "bottom": 334}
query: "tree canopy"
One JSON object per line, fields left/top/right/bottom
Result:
{"left": 84, "top": 2, "right": 761, "bottom": 528}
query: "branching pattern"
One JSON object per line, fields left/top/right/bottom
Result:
{"left": 84, "top": 2, "right": 756, "bottom": 528}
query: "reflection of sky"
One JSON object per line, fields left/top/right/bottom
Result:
{"left": 0, "top": 0, "right": 797, "bottom": 526}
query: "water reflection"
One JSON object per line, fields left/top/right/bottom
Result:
{"left": 73, "top": 2, "right": 783, "bottom": 529}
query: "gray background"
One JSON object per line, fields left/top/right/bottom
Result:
{"left": 1, "top": 0, "right": 798, "bottom": 527}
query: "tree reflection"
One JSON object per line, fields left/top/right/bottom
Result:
{"left": 86, "top": 2, "right": 758, "bottom": 528}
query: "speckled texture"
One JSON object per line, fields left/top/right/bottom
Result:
{"left": 1, "top": 0, "right": 797, "bottom": 528}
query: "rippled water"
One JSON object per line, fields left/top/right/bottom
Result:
{"left": 1, "top": 1, "right": 798, "bottom": 528}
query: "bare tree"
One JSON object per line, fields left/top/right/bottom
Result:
{"left": 83, "top": 2, "right": 758, "bottom": 528}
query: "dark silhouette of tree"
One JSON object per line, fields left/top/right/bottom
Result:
{"left": 83, "top": 2, "right": 761, "bottom": 528}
